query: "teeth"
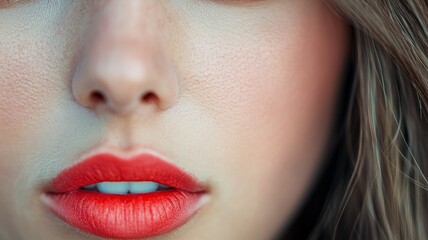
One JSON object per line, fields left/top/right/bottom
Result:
{"left": 129, "top": 181, "right": 158, "bottom": 194}
{"left": 97, "top": 182, "right": 130, "bottom": 194}
{"left": 82, "top": 181, "right": 164, "bottom": 194}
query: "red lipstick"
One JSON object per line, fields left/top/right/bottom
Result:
{"left": 42, "top": 153, "right": 207, "bottom": 239}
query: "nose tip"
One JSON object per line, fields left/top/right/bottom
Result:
{"left": 85, "top": 86, "right": 161, "bottom": 115}
{"left": 71, "top": 50, "right": 179, "bottom": 116}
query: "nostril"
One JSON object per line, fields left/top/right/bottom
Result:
{"left": 141, "top": 92, "right": 157, "bottom": 104}
{"left": 90, "top": 90, "right": 106, "bottom": 105}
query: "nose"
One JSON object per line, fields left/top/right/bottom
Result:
{"left": 71, "top": 1, "right": 179, "bottom": 115}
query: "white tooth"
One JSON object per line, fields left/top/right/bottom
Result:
{"left": 97, "top": 182, "right": 130, "bottom": 194}
{"left": 129, "top": 181, "right": 158, "bottom": 194}
{"left": 83, "top": 184, "right": 97, "bottom": 190}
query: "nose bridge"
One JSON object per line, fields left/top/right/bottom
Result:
{"left": 72, "top": 1, "right": 178, "bottom": 115}
{"left": 95, "top": 0, "right": 161, "bottom": 45}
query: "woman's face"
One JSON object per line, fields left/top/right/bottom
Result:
{"left": 0, "top": 0, "right": 349, "bottom": 239}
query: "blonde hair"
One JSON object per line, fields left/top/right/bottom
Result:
{"left": 286, "top": 1, "right": 428, "bottom": 239}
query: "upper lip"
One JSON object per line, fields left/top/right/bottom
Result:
{"left": 47, "top": 152, "right": 206, "bottom": 194}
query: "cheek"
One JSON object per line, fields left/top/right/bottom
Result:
{"left": 0, "top": 24, "right": 52, "bottom": 141}
{"left": 0, "top": 49, "right": 53, "bottom": 140}
{"left": 173, "top": 1, "right": 349, "bottom": 236}
{"left": 0, "top": 1, "right": 82, "bottom": 149}
{"left": 0, "top": 39, "right": 74, "bottom": 192}
{"left": 174, "top": 1, "right": 349, "bottom": 137}
{"left": 177, "top": 9, "right": 348, "bottom": 152}
{"left": 0, "top": 2, "right": 80, "bottom": 217}
{"left": 0, "top": 41, "right": 50, "bottom": 235}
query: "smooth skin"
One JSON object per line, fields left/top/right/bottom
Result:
{"left": 0, "top": 0, "right": 350, "bottom": 239}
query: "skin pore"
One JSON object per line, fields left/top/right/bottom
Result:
{"left": 0, "top": 0, "right": 349, "bottom": 239}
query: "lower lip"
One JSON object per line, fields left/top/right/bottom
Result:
{"left": 43, "top": 190, "right": 205, "bottom": 239}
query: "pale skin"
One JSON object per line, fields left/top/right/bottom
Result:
{"left": 0, "top": 0, "right": 350, "bottom": 239}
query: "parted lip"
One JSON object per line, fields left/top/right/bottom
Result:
{"left": 43, "top": 151, "right": 209, "bottom": 239}
{"left": 47, "top": 152, "right": 207, "bottom": 193}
